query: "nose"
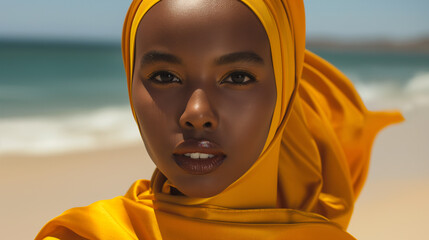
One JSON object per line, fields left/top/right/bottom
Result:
{"left": 179, "top": 89, "right": 218, "bottom": 131}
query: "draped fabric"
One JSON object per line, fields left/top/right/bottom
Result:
{"left": 36, "top": 0, "right": 403, "bottom": 239}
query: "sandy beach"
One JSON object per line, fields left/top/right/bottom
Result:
{"left": 348, "top": 105, "right": 429, "bottom": 240}
{"left": 2, "top": 1, "right": 429, "bottom": 238}
{"left": 1, "top": 105, "right": 428, "bottom": 239}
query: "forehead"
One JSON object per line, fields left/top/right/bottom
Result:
{"left": 135, "top": 0, "right": 270, "bottom": 55}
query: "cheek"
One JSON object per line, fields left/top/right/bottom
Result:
{"left": 223, "top": 83, "right": 275, "bottom": 131}
{"left": 131, "top": 80, "right": 177, "bottom": 164}
{"left": 219, "top": 84, "right": 276, "bottom": 162}
{"left": 224, "top": 101, "right": 270, "bottom": 140}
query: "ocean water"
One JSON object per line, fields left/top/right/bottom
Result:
{"left": 1, "top": 41, "right": 429, "bottom": 155}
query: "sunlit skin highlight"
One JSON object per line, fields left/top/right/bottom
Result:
{"left": 132, "top": 0, "right": 277, "bottom": 197}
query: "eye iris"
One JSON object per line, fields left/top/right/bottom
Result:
{"left": 231, "top": 73, "right": 246, "bottom": 83}
{"left": 160, "top": 72, "right": 175, "bottom": 82}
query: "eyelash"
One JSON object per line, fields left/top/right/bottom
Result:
{"left": 147, "top": 70, "right": 256, "bottom": 85}
{"left": 221, "top": 71, "right": 256, "bottom": 85}
{"left": 148, "top": 71, "right": 181, "bottom": 84}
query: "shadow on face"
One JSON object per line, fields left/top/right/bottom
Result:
{"left": 132, "top": 0, "right": 277, "bottom": 198}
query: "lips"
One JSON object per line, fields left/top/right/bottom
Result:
{"left": 173, "top": 139, "right": 226, "bottom": 175}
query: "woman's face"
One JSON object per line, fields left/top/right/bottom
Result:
{"left": 132, "top": 0, "right": 276, "bottom": 197}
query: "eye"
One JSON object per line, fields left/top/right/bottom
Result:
{"left": 222, "top": 71, "right": 255, "bottom": 85}
{"left": 149, "top": 71, "right": 181, "bottom": 84}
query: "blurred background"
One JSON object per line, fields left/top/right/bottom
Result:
{"left": 1, "top": 0, "right": 428, "bottom": 239}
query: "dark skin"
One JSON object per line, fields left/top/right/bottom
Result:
{"left": 132, "top": 0, "right": 277, "bottom": 198}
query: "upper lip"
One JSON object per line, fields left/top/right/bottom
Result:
{"left": 173, "top": 139, "right": 226, "bottom": 156}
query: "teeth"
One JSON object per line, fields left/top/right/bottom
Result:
{"left": 183, "top": 152, "right": 215, "bottom": 159}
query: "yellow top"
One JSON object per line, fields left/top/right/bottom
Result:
{"left": 36, "top": 0, "right": 403, "bottom": 239}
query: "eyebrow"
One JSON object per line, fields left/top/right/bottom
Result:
{"left": 215, "top": 51, "right": 264, "bottom": 65}
{"left": 141, "top": 51, "right": 182, "bottom": 66}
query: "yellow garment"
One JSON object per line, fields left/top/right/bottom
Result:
{"left": 36, "top": 0, "right": 403, "bottom": 239}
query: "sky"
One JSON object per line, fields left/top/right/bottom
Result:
{"left": 1, "top": 0, "right": 428, "bottom": 42}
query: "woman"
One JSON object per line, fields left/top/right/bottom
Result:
{"left": 36, "top": 0, "right": 403, "bottom": 239}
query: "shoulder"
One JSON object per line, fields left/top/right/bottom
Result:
{"left": 35, "top": 180, "right": 156, "bottom": 240}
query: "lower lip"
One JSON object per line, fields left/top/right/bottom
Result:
{"left": 173, "top": 154, "right": 225, "bottom": 175}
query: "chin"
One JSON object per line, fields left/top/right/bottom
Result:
{"left": 174, "top": 174, "right": 229, "bottom": 198}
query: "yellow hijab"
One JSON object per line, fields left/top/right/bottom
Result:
{"left": 36, "top": 0, "right": 403, "bottom": 239}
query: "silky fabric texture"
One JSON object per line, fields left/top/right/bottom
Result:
{"left": 36, "top": 0, "right": 403, "bottom": 239}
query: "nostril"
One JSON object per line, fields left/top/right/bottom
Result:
{"left": 185, "top": 122, "right": 193, "bottom": 128}
{"left": 203, "top": 122, "right": 212, "bottom": 128}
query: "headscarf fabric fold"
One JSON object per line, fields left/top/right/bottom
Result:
{"left": 36, "top": 0, "right": 403, "bottom": 239}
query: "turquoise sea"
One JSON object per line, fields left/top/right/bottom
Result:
{"left": 1, "top": 40, "right": 429, "bottom": 155}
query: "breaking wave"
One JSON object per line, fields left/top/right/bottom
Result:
{"left": 0, "top": 106, "right": 141, "bottom": 156}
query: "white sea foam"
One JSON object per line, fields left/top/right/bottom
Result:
{"left": 0, "top": 106, "right": 142, "bottom": 156}
{"left": 406, "top": 72, "right": 429, "bottom": 93}
{"left": 355, "top": 72, "right": 429, "bottom": 113}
